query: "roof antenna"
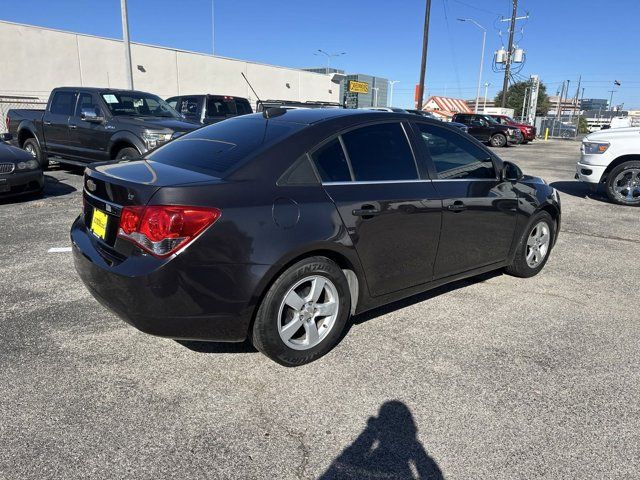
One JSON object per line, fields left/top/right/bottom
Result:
{"left": 241, "top": 73, "right": 286, "bottom": 119}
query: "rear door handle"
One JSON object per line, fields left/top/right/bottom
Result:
{"left": 352, "top": 205, "right": 380, "bottom": 217}
{"left": 447, "top": 201, "right": 467, "bottom": 212}
{"left": 69, "top": 124, "right": 77, "bottom": 129}
{"left": 44, "top": 121, "right": 52, "bottom": 126}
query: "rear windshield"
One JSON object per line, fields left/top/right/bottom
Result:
{"left": 146, "top": 117, "right": 302, "bottom": 175}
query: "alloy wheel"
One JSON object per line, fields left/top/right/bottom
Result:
{"left": 526, "top": 221, "right": 551, "bottom": 268}
{"left": 277, "top": 275, "right": 339, "bottom": 351}
{"left": 612, "top": 169, "right": 640, "bottom": 203}
{"left": 25, "top": 144, "right": 37, "bottom": 158}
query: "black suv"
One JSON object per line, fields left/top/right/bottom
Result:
{"left": 166, "top": 95, "right": 253, "bottom": 125}
{"left": 452, "top": 113, "right": 519, "bottom": 147}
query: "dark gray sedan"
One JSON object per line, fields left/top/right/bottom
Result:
{"left": 0, "top": 135, "right": 44, "bottom": 198}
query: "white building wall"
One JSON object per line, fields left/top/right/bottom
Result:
{"left": 0, "top": 21, "right": 338, "bottom": 106}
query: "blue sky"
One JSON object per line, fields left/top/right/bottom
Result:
{"left": 2, "top": 0, "right": 640, "bottom": 108}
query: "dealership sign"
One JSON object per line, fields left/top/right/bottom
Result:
{"left": 348, "top": 80, "right": 369, "bottom": 94}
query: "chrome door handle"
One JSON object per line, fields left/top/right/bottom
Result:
{"left": 44, "top": 121, "right": 52, "bottom": 126}
{"left": 69, "top": 124, "right": 77, "bottom": 129}
{"left": 352, "top": 206, "right": 380, "bottom": 217}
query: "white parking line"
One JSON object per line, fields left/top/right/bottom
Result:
{"left": 48, "top": 247, "right": 72, "bottom": 253}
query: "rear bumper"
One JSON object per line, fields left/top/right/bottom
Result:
{"left": 0, "top": 169, "right": 44, "bottom": 198}
{"left": 71, "top": 216, "right": 269, "bottom": 342}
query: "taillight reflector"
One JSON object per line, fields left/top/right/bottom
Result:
{"left": 117, "top": 205, "right": 221, "bottom": 257}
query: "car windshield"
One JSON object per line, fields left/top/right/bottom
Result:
{"left": 101, "top": 92, "right": 180, "bottom": 118}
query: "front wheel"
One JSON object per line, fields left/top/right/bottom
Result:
{"left": 252, "top": 257, "right": 351, "bottom": 366}
{"left": 490, "top": 133, "right": 507, "bottom": 148}
{"left": 115, "top": 147, "right": 140, "bottom": 160}
{"left": 505, "top": 211, "right": 555, "bottom": 278}
{"left": 605, "top": 161, "right": 640, "bottom": 206}
{"left": 23, "top": 138, "right": 48, "bottom": 170}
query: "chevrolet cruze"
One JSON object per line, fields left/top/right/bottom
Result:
{"left": 72, "top": 109, "right": 561, "bottom": 366}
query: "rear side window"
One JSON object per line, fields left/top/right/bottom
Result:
{"left": 341, "top": 123, "right": 418, "bottom": 181}
{"left": 311, "top": 138, "right": 351, "bottom": 182}
{"left": 207, "top": 96, "right": 236, "bottom": 117}
{"left": 50, "top": 91, "right": 76, "bottom": 116}
{"left": 236, "top": 100, "right": 252, "bottom": 115}
{"left": 417, "top": 123, "right": 496, "bottom": 180}
{"left": 147, "top": 117, "right": 302, "bottom": 175}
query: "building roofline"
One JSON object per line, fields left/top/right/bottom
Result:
{"left": 0, "top": 19, "right": 332, "bottom": 75}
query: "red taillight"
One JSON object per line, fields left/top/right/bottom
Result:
{"left": 117, "top": 205, "right": 221, "bottom": 257}
{"left": 5, "top": 116, "right": 9, "bottom": 131}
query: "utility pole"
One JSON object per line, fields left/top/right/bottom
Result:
{"left": 500, "top": 0, "right": 518, "bottom": 107}
{"left": 608, "top": 89, "right": 616, "bottom": 112}
{"left": 388, "top": 80, "right": 399, "bottom": 107}
{"left": 520, "top": 87, "right": 529, "bottom": 120}
{"left": 211, "top": 0, "right": 215, "bottom": 55}
{"left": 570, "top": 75, "right": 581, "bottom": 121}
{"left": 120, "top": 0, "right": 134, "bottom": 89}
{"left": 417, "top": 0, "right": 432, "bottom": 110}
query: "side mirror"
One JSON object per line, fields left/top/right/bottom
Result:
{"left": 502, "top": 161, "right": 524, "bottom": 181}
{"left": 0, "top": 133, "right": 13, "bottom": 142}
{"left": 80, "top": 107, "right": 104, "bottom": 123}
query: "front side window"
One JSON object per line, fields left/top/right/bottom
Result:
{"left": 311, "top": 138, "right": 351, "bottom": 182}
{"left": 178, "top": 97, "right": 201, "bottom": 116}
{"left": 50, "top": 92, "right": 76, "bottom": 116}
{"left": 341, "top": 123, "right": 418, "bottom": 181}
{"left": 417, "top": 123, "right": 496, "bottom": 180}
{"left": 101, "top": 92, "right": 180, "bottom": 118}
{"left": 76, "top": 93, "right": 99, "bottom": 116}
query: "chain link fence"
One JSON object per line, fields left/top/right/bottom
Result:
{"left": 535, "top": 116, "right": 580, "bottom": 140}
{"left": 0, "top": 96, "right": 47, "bottom": 134}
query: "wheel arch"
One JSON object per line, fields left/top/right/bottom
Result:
{"left": 17, "top": 125, "right": 38, "bottom": 148}
{"left": 107, "top": 132, "right": 144, "bottom": 159}
{"left": 536, "top": 203, "right": 561, "bottom": 246}
{"left": 600, "top": 155, "right": 640, "bottom": 183}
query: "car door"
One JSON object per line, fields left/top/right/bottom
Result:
{"left": 413, "top": 122, "right": 518, "bottom": 278}
{"left": 42, "top": 90, "right": 77, "bottom": 157}
{"left": 311, "top": 121, "right": 442, "bottom": 297}
{"left": 69, "top": 92, "right": 111, "bottom": 162}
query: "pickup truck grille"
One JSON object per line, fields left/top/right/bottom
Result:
{"left": 0, "top": 163, "right": 15, "bottom": 174}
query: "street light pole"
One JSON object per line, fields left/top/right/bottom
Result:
{"left": 120, "top": 0, "right": 134, "bottom": 89}
{"left": 417, "top": 0, "right": 432, "bottom": 110}
{"left": 483, "top": 82, "right": 490, "bottom": 112}
{"left": 457, "top": 18, "right": 486, "bottom": 114}
{"left": 388, "top": 80, "right": 399, "bottom": 107}
{"left": 315, "top": 50, "right": 346, "bottom": 74}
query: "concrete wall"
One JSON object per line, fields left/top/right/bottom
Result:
{"left": 0, "top": 21, "right": 338, "bottom": 106}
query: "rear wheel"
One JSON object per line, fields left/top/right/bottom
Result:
{"left": 23, "top": 138, "right": 48, "bottom": 170}
{"left": 605, "top": 161, "right": 640, "bottom": 206}
{"left": 490, "top": 133, "right": 507, "bottom": 148}
{"left": 252, "top": 257, "right": 351, "bottom": 366}
{"left": 115, "top": 147, "right": 140, "bottom": 160}
{"left": 506, "top": 211, "right": 555, "bottom": 278}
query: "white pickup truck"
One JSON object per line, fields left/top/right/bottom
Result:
{"left": 577, "top": 127, "right": 640, "bottom": 206}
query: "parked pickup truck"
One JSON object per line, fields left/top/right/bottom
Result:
{"left": 6, "top": 87, "right": 199, "bottom": 169}
{"left": 577, "top": 127, "right": 640, "bottom": 206}
{"left": 165, "top": 94, "right": 252, "bottom": 125}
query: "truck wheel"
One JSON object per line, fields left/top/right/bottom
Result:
{"left": 116, "top": 147, "right": 140, "bottom": 160}
{"left": 490, "top": 133, "right": 507, "bottom": 148}
{"left": 23, "top": 138, "right": 48, "bottom": 170}
{"left": 605, "top": 161, "right": 640, "bottom": 206}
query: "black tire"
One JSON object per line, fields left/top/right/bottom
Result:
{"left": 115, "top": 147, "right": 140, "bottom": 160}
{"left": 505, "top": 211, "right": 555, "bottom": 278}
{"left": 490, "top": 133, "right": 507, "bottom": 148}
{"left": 605, "top": 161, "right": 640, "bottom": 206}
{"left": 23, "top": 138, "right": 48, "bottom": 170}
{"left": 252, "top": 256, "right": 351, "bottom": 366}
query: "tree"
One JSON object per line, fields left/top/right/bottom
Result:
{"left": 494, "top": 81, "right": 551, "bottom": 117}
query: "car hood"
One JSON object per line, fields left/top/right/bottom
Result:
{"left": 0, "top": 141, "right": 34, "bottom": 163}
{"left": 115, "top": 116, "right": 200, "bottom": 132}
{"left": 585, "top": 127, "right": 640, "bottom": 142}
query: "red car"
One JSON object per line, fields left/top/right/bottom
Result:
{"left": 489, "top": 115, "right": 536, "bottom": 144}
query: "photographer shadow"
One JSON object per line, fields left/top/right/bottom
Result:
{"left": 320, "top": 400, "right": 444, "bottom": 480}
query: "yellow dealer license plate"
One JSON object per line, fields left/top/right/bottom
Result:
{"left": 90, "top": 208, "right": 108, "bottom": 240}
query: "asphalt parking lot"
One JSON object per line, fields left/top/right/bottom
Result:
{"left": 1, "top": 139, "right": 639, "bottom": 479}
